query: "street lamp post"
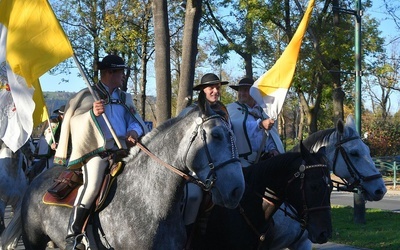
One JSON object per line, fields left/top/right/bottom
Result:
{"left": 333, "top": 0, "right": 365, "bottom": 224}
{"left": 353, "top": 0, "right": 365, "bottom": 224}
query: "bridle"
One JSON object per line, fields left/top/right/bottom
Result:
{"left": 182, "top": 114, "right": 240, "bottom": 191}
{"left": 280, "top": 162, "right": 331, "bottom": 230}
{"left": 136, "top": 114, "right": 240, "bottom": 192}
{"left": 331, "top": 135, "right": 382, "bottom": 193}
{"left": 239, "top": 160, "right": 330, "bottom": 249}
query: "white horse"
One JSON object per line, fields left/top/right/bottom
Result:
{"left": 269, "top": 115, "right": 387, "bottom": 250}
{"left": 0, "top": 139, "right": 34, "bottom": 250}
{"left": 0, "top": 140, "right": 33, "bottom": 232}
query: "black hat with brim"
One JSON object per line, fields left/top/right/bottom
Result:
{"left": 193, "top": 73, "right": 229, "bottom": 91}
{"left": 97, "top": 54, "right": 132, "bottom": 70}
{"left": 229, "top": 77, "right": 254, "bottom": 91}
{"left": 53, "top": 105, "right": 65, "bottom": 114}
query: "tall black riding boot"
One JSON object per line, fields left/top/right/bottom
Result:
{"left": 65, "top": 206, "right": 90, "bottom": 250}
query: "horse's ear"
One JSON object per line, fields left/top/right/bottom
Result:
{"left": 336, "top": 118, "right": 345, "bottom": 136}
{"left": 346, "top": 114, "right": 355, "bottom": 124}
{"left": 344, "top": 115, "right": 358, "bottom": 134}
{"left": 197, "top": 91, "right": 213, "bottom": 117}
{"left": 299, "top": 140, "right": 309, "bottom": 156}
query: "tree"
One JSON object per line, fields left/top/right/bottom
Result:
{"left": 364, "top": 44, "right": 400, "bottom": 120}
{"left": 152, "top": 0, "right": 172, "bottom": 124}
{"left": 176, "top": 0, "right": 203, "bottom": 115}
{"left": 362, "top": 110, "right": 400, "bottom": 156}
{"left": 100, "top": 0, "right": 154, "bottom": 119}
{"left": 383, "top": 0, "right": 400, "bottom": 43}
{"left": 203, "top": 0, "right": 275, "bottom": 79}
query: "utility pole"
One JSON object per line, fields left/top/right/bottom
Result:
{"left": 353, "top": 0, "right": 365, "bottom": 224}
{"left": 332, "top": 0, "right": 366, "bottom": 224}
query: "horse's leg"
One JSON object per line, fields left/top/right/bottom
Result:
{"left": 0, "top": 202, "right": 5, "bottom": 234}
{"left": 270, "top": 209, "right": 312, "bottom": 250}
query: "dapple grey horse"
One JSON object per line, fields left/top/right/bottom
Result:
{"left": 1, "top": 98, "right": 245, "bottom": 250}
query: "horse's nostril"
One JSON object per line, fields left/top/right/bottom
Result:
{"left": 317, "top": 231, "right": 331, "bottom": 244}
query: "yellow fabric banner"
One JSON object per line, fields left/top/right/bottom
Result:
{"left": 0, "top": 0, "right": 72, "bottom": 151}
{"left": 0, "top": 0, "right": 73, "bottom": 85}
{"left": 250, "top": 0, "right": 315, "bottom": 120}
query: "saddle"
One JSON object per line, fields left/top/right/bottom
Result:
{"left": 42, "top": 159, "right": 125, "bottom": 211}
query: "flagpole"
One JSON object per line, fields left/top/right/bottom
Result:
{"left": 72, "top": 54, "right": 123, "bottom": 149}
{"left": 46, "top": 117, "right": 56, "bottom": 144}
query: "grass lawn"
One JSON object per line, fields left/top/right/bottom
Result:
{"left": 330, "top": 205, "right": 400, "bottom": 249}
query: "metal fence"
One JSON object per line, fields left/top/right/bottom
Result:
{"left": 373, "top": 157, "right": 399, "bottom": 188}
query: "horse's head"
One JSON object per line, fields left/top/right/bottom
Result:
{"left": 252, "top": 142, "right": 332, "bottom": 245}
{"left": 182, "top": 98, "right": 244, "bottom": 209}
{"left": 292, "top": 142, "right": 332, "bottom": 244}
{"left": 329, "top": 115, "right": 386, "bottom": 201}
{"left": 267, "top": 143, "right": 332, "bottom": 244}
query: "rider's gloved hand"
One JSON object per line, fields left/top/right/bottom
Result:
{"left": 126, "top": 130, "right": 139, "bottom": 148}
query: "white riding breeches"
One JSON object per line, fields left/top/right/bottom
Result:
{"left": 74, "top": 155, "right": 108, "bottom": 208}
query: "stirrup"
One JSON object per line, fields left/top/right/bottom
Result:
{"left": 68, "top": 233, "right": 87, "bottom": 250}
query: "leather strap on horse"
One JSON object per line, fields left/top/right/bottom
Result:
{"left": 255, "top": 131, "right": 268, "bottom": 164}
{"left": 238, "top": 204, "right": 271, "bottom": 248}
{"left": 131, "top": 139, "right": 209, "bottom": 190}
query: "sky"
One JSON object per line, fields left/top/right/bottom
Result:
{"left": 39, "top": 0, "right": 398, "bottom": 107}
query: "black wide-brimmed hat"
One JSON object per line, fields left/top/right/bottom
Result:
{"left": 97, "top": 54, "right": 132, "bottom": 70}
{"left": 229, "top": 77, "right": 254, "bottom": 91}
{"left": 193, "top": 73, "right": 229, "bottom": 91}
{"left": 53, "top": 105, "right": 65, "bottom": 115}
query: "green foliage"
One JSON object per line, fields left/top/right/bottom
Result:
{"left": 330, "top": 206, "right": 400, "bottom": 249}
{"left": 362, "top": 112, "right": 400, "bottom": 156}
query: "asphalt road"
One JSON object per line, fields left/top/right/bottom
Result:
{"left": 330, "top": 190, "right": 400, "bottom": 212}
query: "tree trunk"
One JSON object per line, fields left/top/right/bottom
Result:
{"left": 176, "top": 0, "right": 202, "bottom": 115}
{"left": 331, "top": 60, "right": 344, "bottom": 123}
{"left": 153, "top": 0, "right": 171, "bottom": 124}
{"left": 331, "top": 0, "right": 344, "bottom": 123}
{"left": 332, "top": 86, "right": 345, "bottom": 121}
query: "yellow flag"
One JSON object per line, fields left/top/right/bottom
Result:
{"left": 250, "top": 0, "right": 315, "bottom": 120}
{"left": 0, "top": 0, "right": 73, "bottom": 86}
{"left": 32, "top": 79, "right": 50, "bottom": 126}
{"left": 0, "top": 0, "right": 73, "bottom": 152}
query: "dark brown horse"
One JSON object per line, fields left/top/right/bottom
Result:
{"left": 195, "top": 143, "right": 332, "bottom": 250}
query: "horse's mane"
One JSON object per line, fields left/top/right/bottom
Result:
{"left": 303, "top": 128, "right": 335, "bottom": 145}
{"left": 127, "top": 106, "right": 200, "bottom": 160}
{"left": 243, "top": 152, "right": 302, "bottom": 191}
{"left": 301, "top": 122, "right": 359, "bottom": 152}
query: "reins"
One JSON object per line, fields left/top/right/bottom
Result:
{"left": 132, "top": 114, "right": 239, "bottom": 192}
{"left": 134, "top": 141, "right": 214, "bottom": 191}
{"left": 237, "top": 203, "right": 272, "bottom": 250}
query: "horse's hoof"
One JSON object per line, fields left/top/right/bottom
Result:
{"left": 47, "top": 241, "right": 56, "bottom": 248}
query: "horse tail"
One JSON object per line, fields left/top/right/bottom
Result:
{"left": 1, "top": 204, "right": 22, "bottom": 250}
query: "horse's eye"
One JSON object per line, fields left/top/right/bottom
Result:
{"left": 349, "top": 149, "right": 359, "bottom": 157}
{"left": 211, "top": 128, "right": 223, "bottom": 140}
